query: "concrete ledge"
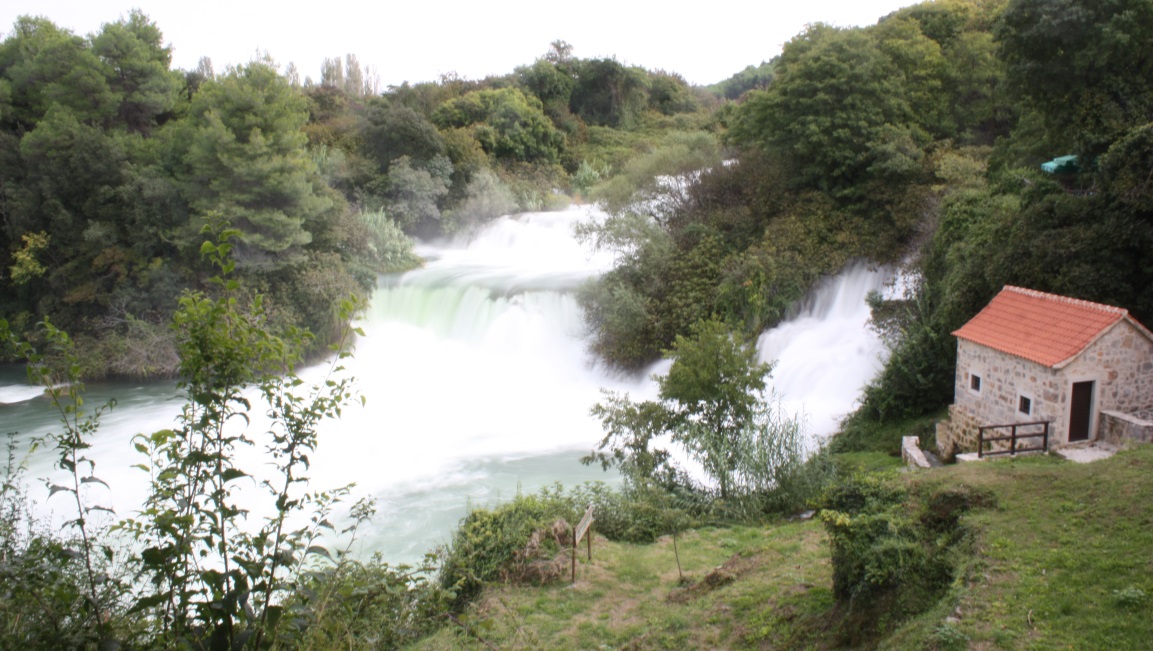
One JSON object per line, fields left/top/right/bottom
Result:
{"left": 901, "top": 436, "right": 932, "bottom": 469}
{"left": 1054, "top": 442, "right": 1118, "bottom": 464}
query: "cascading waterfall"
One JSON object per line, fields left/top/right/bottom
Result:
{"left": 757, "top": 265, "right": 893, "bottom": 439}
{"left": 1, "top": 206, "right": 890, "bottom": 563}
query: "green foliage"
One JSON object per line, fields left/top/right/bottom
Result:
{"left": 443, "top": 168, "right": 519, "bottom": 232}
{"left": 116, "top": 222, "right": 365, "bottom": 648}
{"left": 0, "top": 320, "right": 128, "bottom": 648}
{"left": 359, "top": 100, "right": 447, "bottom": 172}
{"left": 383, "top": 154, "right": 452, "bottom": 230}
{"left": 358, "top": 209, "right": 422, "bottom": 272}
{"left": 646, "top": 70, "right": 699, "bottom": 115}
{"left": 289, "top": 552, "right": 451, "bottom": 650}
{"left": 585, "top": 317, "right": 821, "bottom": 505}
{"left": 728, "top": 24, "right": 914, "bottom": 191}
{"left": 516, "top": 58, "right": 576, "bottom": 114}
{"left": 178, "top": 60, "right": 330, "bottom": 262}
{"left": 706, "top": 61, "right": 775, "bottom": 100}
{"left": 0, "top": 16, "right": 117, "bottom": 128}
{"left": 89, "top": 10, "right": 182, "bottom": 134}
{"left": 659, "top": 319, "right": 770, "bottom": 500}
{"left": 432, "top": 87, "right": 565, "bottom": 163}
{"left": 570, "top": 159, "right": 609, "bottom": 197}
{"left": 590, "top": 130, "right": 723, "bottom": 223}
{"left": 0, "top": 10, "right": 730, "bottom": 370}
{"left": 7, "top": 230, "right": 49, "bottom": 284}
{"left": 818, "top": 475, "right": 992, "bottom": 643}
{"left": 1100, "top": 121, "right": 1153, "bottom": 214}
{"left": 560, "top": 482, "right": 692, "bottom": 545}
{"left": 569, "top": 58, "right": 650, "bottom": 128}
{"left": 438, "top": 493, "right": 572, "bottom": 608}
{"left": 996, "top": 0, "right": 1153, "bottom": 158}
{"left": 586, "top": 390, "right": 680, "bottom": 488}
{"left": 0, "top": 228, "right": 450, "bottom": 649}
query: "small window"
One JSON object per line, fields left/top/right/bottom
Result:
{"left": 970, "top": 374, "right": 982, "bottom": 392}
{"left": 1019, "top": 395, "right": 1032, "bottom": 415}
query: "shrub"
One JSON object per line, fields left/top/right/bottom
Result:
{"left": 438, "top": 493, "right": 572, "bottom": 607}
{"left": 817, "top": 475, "right": 990, "bottom": 641}
{"left": 288, "top": 552, "right": 451, "bottom": 650}
{"left": 359, "top": 209, "right": 422, "bottom": 272}
{"left": 565, "top": 482, "right": 696, "bottom": 544}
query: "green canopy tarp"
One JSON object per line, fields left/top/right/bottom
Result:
{"left": 1041, "top": 155, "right": 1079, "bottom": 174}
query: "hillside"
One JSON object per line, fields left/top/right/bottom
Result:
{"left": 410, "top": 447, "right": 1153, "bottom": 650}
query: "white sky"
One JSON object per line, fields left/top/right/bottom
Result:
{"left": 2, "top": 1, "right": 918, "bottom": 87}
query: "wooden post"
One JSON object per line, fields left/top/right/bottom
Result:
{"left": 573, "top": 504, "right": 595, "bottom": 584}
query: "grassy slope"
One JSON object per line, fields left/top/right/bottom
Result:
{"left": 410, "top": 446, "right": 1153, "bottom": 650}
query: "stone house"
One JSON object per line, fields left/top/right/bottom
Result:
{"left": 937, "top": 286, "right": 1153, "bottom": 457}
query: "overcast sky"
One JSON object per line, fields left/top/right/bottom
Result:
{"left": 2, "top": 1, "right": 918, "bottom": 88}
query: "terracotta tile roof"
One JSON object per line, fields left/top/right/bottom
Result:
{"left": 952, "top": 286, "right": 1152, "bottom": 368}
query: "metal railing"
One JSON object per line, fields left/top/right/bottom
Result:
{"left": 978, "top": 421, "right": 1050, "bottom": 458}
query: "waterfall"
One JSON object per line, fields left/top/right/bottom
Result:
{"left": 757, "top": 264, "right": 893, "bottom": 439}
{"left": 0, "top": 207, "right": 890, "bottom": 563}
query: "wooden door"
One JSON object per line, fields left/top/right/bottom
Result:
{"left": 1068, "top": 381, "right": 1094, "bottom": 442}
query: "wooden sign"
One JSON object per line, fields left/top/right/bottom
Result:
{"left": 572, "top": 504, "right": 595, "bottom": 583}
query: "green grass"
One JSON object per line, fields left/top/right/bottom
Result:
{"left": 891, "top": 449, "right": 1153, "bottom": 650}
{"left": 833, "top": 451, "right": 905, "bottom": 475}
{"left": 407, "top": 445, "right": 1153, "bottom": 650}
{"left": 834, "top": 409, "right": 947, "bottom": 456}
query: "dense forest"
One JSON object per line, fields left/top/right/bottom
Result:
{"left": 0, "top": 13, "right": 716, "bottom": 377}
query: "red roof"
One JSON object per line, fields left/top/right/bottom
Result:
{"left": 952, "top": 286, "right": 1153, "bottom": 368}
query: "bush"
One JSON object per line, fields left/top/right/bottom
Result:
{"left": 287, "top": 553, "right": 451, "bottom": 650}
{"left": 0, "top": 435, "right": 133, "bottom": 649}
{"left": 817, "top": 475, "right": 990, "bottom": 642}
{"left": 565, "top": 482, "right": 696, "bottom": 544}
{"left": 438, "top": 493, "right": 573, "bottom": 607}
{"left": 359, "top": 209, "right": 422, "bottom": 272}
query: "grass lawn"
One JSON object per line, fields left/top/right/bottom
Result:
{"left": 408, "top": 445, "right": 1153, "bottom": 650}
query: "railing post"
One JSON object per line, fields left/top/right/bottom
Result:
{"left": 1043, "top": 422, "right": 1049, "bottom": 452}
{"left": 978, "top": 426, "right": 984, "bottom": 458}
{"left": 1011, "top": 424, "right": 1017, "bottom": 455}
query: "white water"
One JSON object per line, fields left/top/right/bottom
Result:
{"left": 1, "top": 206, "right": 889, "bottom": 563}
{"left": 758, "top": 264, "right": 892, "bottom": 438}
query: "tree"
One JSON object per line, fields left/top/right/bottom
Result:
{"left": 384, "top": 154, "right": 452, "bottom": 229}
{"left": 647, "top": 70, "right": 698, "bottom": 115}
{"left": 708, "top": 61, "right": 775, "bottom": 101}
{"left": 445, "top": 168, "right": 517, "bottom": 232}
{"left": 360, "top": 100, "right": 447, "bottom": 171}
{"left": 569, "top": 58, "right": 650, "bottom": 128}
{"left": 177, "top": 61, "right": 331, "bottom": 264}
{"left": 90, "top": 10, "right": 182, "bottom": 134}
{"left": 0, "top": 16, "right": 117, "bottom": 129}
{"left": 518, "top": 58, "right": 576, "bottom": 107}
{"left": 122, "top": 223, "right": 363, "bottom": 648}
{"left": 587, "top": 317, "right": 775, "bottom": 499}
{"left": 996, "top": 0, "right": 1153, "bottom": 159}
{"left": 659, "top": 318, "right": 771, "bottom": 498}
{"left": 544, "top": 40, "right": 574, "bottom": 64}
{"left": 431, "top": 87, "right": 564, "bottom": 163}
{"left": 728, "top": 24, "right": 914, "bottom": 192}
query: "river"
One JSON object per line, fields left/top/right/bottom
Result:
{"left": 0, "top": 205, "right": 890, "bottom": 563}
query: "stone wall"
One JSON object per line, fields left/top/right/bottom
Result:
{"left": 937, "top": 404, "right": 981, "bottom": 458}
{"left": 1062, "top": 323, "right": 1153, "bottom": 416}
{"left": 1100, "top": 410, "right": 1153, "bottom": 445}
{"left": 949, "top": 339, "right": 1064, "bottom": 447}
